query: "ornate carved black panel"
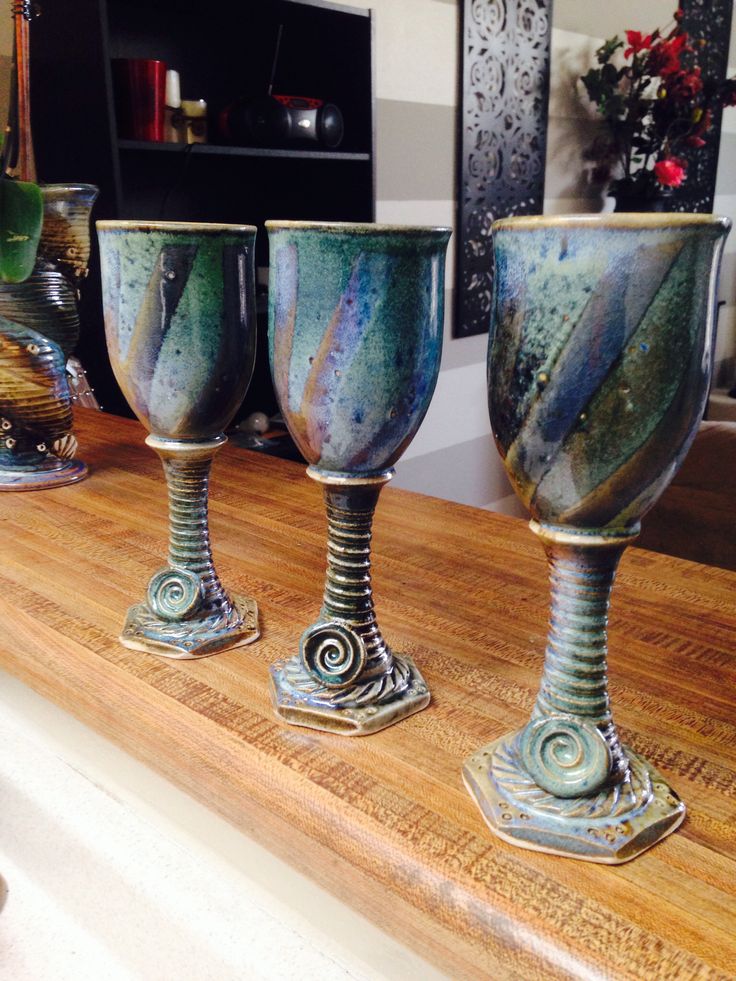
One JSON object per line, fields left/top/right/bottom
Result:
{"left": 455, "top": 0, "right": 552, "bottom": 338}
{"left": 672, "top": 0, "right": 733, "bottom": 213}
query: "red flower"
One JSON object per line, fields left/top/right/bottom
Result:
{"left": 668, "top": 66, "right": 703, "bottom": 101}
{"left": 654, "top": 158, "right": 687, "bottom": 187}
{"left": 647, "top": 32, "right": 688, "bottom": 77}
{"left": 625, "top": 30, "right": 654, "bottom": 58}
{"left": 674, "top": 8, "right": 684, "bottom": 21}
{"left": 686, "top": 135, "right": 707, "bottom": 148}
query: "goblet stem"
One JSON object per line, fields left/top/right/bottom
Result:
{"left": 529, "top": 523, "right": 633, "bottom": 793}
{"left": 320, "top": 473, "right": 394, "bottom": 682}
{"left": 118, "top": 435, "right": 259, "bottom": 659}
{"left": 155, "top": 436, "right": 233, "bottom": 615}
{"left": 463, "top": 522, "right": 686, "bottom": 863}
{"left": 269, "top": 468, "right": 430, "bottom": 735}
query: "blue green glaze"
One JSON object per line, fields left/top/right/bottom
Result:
{"left": 464, "top": 214, "right": 729, "bottom": 863}
{"left": 98, "top": 222, "right": 257, "bottom": 440}
{"left": 489, "top": 214, "right": 730, "bottom": 530}
{"left": 266, "top": 221, "right": 450, "bottom": 736}
{"left": 267, "top": 222, "right": 450, "bottom": 475}
{"left": 97, "top": 221, "right": 260, "bottom": 659}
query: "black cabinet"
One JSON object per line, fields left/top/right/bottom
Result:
{"left": 30, "top": 0, "right": 375, "bottom": 416}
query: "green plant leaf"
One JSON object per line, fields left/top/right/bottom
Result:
{"left": 581, "top": 68, "right": 607, "bottom": 105}
{"left": 596, "top": 36, "right": 623, "bottom": 64}
{"left": 601, "top": 62, "right": 620, "bottom": 86}
{"left": 0, "top": 177, "right": 43, "bottom": 283}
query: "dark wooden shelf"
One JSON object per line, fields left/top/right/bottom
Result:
{"left": 31, "top": 0, "right": 375, "bottom": 423}
{"left": 118, "top": 139, "right": 371, "bottom": 162}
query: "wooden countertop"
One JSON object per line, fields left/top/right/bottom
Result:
{"left": 1, "top": 409, "right": 734, "bottom": 980}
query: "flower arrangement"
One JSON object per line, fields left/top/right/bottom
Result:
{"left": 580, "top": 9, "right": 736, "bottom": 204}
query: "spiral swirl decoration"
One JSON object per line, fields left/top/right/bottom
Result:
{"left": 147, "top": 567, "right": 203, "bottom": 622}
{"left": 300, "top": 621, "right": 366, "bottom": 689}
{"left": 519, "top": 715, "right": 612, "bottom": 799}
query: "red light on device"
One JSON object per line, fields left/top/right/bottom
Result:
{"left": 272, "top": 94, "right": 323, "bottom": 110}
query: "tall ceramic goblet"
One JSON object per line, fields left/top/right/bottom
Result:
{"left": 463, "top": 213, "right": 730, "bottom": 862}
{"left": 267, "top": 221, "right": 451, "bottom": 735}
{"left": 98, "top": 220, "right": 260, "bottom": 659}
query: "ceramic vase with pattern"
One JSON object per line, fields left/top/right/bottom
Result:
{"left": 0, "top": 183, "right": 98, "bottom": 490}
{"left": 98, "top": 220, "right": 260, "bottom": 659}
{"left": 267, "top": 220, "right": 451, "bottom": 735}
{"left": 463, "top": 213, "right": 730, "bottom": 862}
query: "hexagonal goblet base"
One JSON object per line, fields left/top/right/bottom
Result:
{"left": 463, "top": 733, "right": 685, "bottom": 864}
{"left": 120, "top": 592, "right": 259, "bottom": 660}
{"left": 0, "top": 458, "right": 87, "bottom": 491}
{"left": 269, "top": 652, "right": 430, "bottom": 735}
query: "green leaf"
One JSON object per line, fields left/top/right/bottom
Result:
{"left": 601, "top": 62, "right": 619, "bottom": 86}
{"left": 0, "top": 176, "right": 42, "bottom": 283}
{"left": 596, "top": 36, "right": 624, "bottom": 64}
{"left": 606, "top": 94, "right": 627, "bottom": 118}
{"left": 581, "top": 68, "right": 608, "bottom": 105}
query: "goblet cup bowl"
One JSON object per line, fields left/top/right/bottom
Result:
{"left": 267, "top": 220, "right": 451, "bottom": 734}
{"left": 98, "top": 220, "right": 259, "bottom": 658}
{"left": 463, "top": 213, "right": 730, "bottom": 862}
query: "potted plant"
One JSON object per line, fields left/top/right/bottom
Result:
{"left": 580, "top": 9, "right": 736, "bottom": 210}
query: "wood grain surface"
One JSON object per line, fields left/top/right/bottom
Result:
{"left": 1, "top": 409, "right": 735, "bottom": 980}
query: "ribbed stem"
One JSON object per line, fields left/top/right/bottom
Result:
{"left": 162, "top": 457, "right": 220, "bottom": 609}
{"left": 320, "top": 480, "right": 393, "bottom": 681}
{"left": 150, "top": 436, "right": 234, "bottom": 617}
{"left": 535, "top": 546, "right": 618, "bottom": 720}
{"left": 530, "top": 527, "right": 637, "bottom": 783}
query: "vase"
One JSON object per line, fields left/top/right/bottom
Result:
{"left": 612, "top": 185, "right": 674, "bottom": 213}
{"left": 98, "top": 220, "right": 260, "bottom": 659}
{"left": 267, "top": 220, "right": 451, "bottom": 735}
{"left": 0, "top": 183, "right": 98, "bottom": 490}
{"left": 463, "top": 213, "right": 730, "bottom": 862}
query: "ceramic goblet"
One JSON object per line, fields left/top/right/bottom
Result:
{"left": 267, "top": 221, "right": 451, "bottom": 735}
{"left": 98, "top": 220, "right": 260, "bottom": 658}
{"left": 464, "top": 213, "right": 730, "bottom": 863}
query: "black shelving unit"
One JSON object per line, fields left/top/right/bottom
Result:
{"left": 117, "top": 140, "right": 371, "bottom": 162}
{"left": 30, "top": 0, "right": 375, "bottom": 417}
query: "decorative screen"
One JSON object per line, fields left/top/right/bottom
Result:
{"left": 673, "top": 0, "right": 734, "bottom": 213}
{"left": 455, "top": 0, "right": 552, "bottom": 338}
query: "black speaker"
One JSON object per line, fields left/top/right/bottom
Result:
{"left": 221, "top": 95, "right": 344, "bottom": 149}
